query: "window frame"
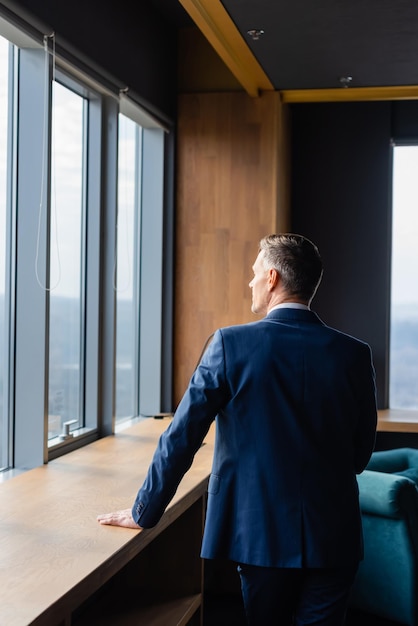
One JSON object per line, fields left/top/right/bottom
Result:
{"left": 0, "top": 14, "right": 172, "bottom": 472}
{"left": 0, "top": 38, "right": 16, "bottom": 472}
{"left": 389, "top": 141, "right": 418, "bottom": 412}
{"left": 46, "top": 69, "right": 103, "bottom": 452}
{"left": 115, "top": 115, "right": 143, "bottom": 425}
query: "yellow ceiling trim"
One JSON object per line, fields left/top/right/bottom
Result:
{"left": 281, "top": 85, "right": 418, "bottom": 103}
{"left": 178, "top": 0, "right": 274, "bottom": 97}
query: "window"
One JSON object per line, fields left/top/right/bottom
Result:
{"left": 115, "top": 114, "right": 142, "bottom": 424}
{"left": 0, "top": 36, "right": 12, "bottom": 470}
{"left": 390, "top": 145, "right": 418, "bottom": 410}
{"left": 0, "top": 14, "right": 169, "bottom": 473}
{"left": 47, "top": 81, "right": 86, "bottom": 441}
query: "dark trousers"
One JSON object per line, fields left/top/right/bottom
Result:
{"left": 237, "top": 563, "right": 359, "bottom": 626}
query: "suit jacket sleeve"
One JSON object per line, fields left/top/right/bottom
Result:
{"left": 353, "top": 342, "right": 378, "bottom": 474}
{"left": 132, "top": 330, "right": 229, "bottom": 528}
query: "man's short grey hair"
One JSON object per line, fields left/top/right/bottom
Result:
{"left": 259, "top": 233, "right": 323, "bottom": 303}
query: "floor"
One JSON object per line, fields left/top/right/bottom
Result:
{"left": 346, "top": 610, "right": 403, "bottom": 626}
{"left": 202, "top": 560, "right": 405, "bottom": 626}
{"left": 203, "top": 592, "right": 246, "bottom": 625}
{"left": 203, "top": 592, "right": 404, "bottom": 626}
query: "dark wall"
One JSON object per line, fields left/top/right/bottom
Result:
{"left": 376, "top": 431, "right": 418, "bottom": 451}
{"left": 392, "top": 100, "right": 418, "bottom": 142}
{"left": 3, "top": 0, "right": 178, "bottom": 122}
{"left": 290, "top": 102, "right": 393, "bottom": 408}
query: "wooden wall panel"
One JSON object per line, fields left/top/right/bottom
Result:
{"left": 174, "top": 91, "right": 289, "bottom": 405}
{"left": 178, "top": 26, "right": 243, "bottom": 93}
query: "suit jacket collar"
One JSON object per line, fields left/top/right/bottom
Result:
{"left": 265, "top": 307, "right": 324, "bottom": 325}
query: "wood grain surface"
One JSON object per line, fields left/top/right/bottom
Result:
{"left": 174, "top": 91, "right": 289, "bottom": 404}
{"left": 0, "top": 419, "right": 215, "bottom": 625}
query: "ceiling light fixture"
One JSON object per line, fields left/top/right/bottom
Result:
{"left": 339, "top": 76, "right": 353, "bottom": 88}
{"left": 247, "top": 29, "right": 265, "bottom": 41}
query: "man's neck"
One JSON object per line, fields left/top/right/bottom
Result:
{"left": 268, "top": 302, "right": 310, "bottom": 313}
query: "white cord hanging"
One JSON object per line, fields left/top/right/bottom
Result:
{"left": 35, "top": 31, "right": 61, "bottom": 291}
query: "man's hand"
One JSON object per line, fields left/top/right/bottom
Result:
{"left": 97, "top": 508, "right": 141, "bottom": 529}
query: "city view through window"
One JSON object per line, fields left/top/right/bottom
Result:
{"left": 0, "top": 37, "right": 143, "bottom": 456}
{"left": 390, "top": 145, "right": 418, "bottom": 409}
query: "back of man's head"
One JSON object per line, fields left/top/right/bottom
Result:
{"left": 260, "top": 233, "right": 323, "bottom": 304}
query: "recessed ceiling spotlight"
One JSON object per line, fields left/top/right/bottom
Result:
{"left": 247, "top": 29, "right": 265, "bottom": 41}
{"left": 339, "top": 76, "right": 353, "bottom": 88}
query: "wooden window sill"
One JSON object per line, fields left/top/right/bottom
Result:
{"left": 0, "top": 417, "right": 215, "bottom": 626}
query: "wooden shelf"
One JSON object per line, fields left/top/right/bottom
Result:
{"left": 76, "top": 594, "right": 202, "bottom": 626}
{"left": 74, "top": 494, "right": 205, "bottom": 626}
{"left": 0, "top": 419, "right": 215, "bottom": 626}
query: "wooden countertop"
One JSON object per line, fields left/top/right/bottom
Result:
{"left": 0, "top": 418, "right": 215, "bottom": 626}
{"left": 378, "top": 409, "right": 418, "bottom": 433}
{"left": 1, "top": 407, "right": 417, "bottom": 624}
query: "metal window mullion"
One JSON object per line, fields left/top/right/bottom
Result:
{"left": 14, "top": 47, "right": 51, "bottom": 469}
{"left": 133, "top": 125, "right": 142, "bottom": 416}
{"left": 78, "top": 97, "right": 88, "bottom": 430}
{"left": 3, "top": 42, "right": 17, "bottom": 470}
{"left": 83, "top": 94, "right": 105, "bottom": 432}
{"left": 97, "top": 96, "right": 118, "bottom": 435}
{"left": 138, "top": 128, "right": 164, "bottom": 416}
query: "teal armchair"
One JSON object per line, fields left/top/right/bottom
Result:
{"left": 350, "top": 448, "right": 418, "bottom": 625}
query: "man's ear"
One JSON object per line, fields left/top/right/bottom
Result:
{"left": 267, "top": 268, "right": 279, "bottom": 291}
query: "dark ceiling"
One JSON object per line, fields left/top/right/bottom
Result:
{"left": 151, "top": 0, "right": 418, "bottom": 91}
{"left": 223, "top": 0, "right": 418, "bottom": 90}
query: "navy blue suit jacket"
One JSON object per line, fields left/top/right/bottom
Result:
{"left": 132, "top": 308, "right": 377, "bottom": 568}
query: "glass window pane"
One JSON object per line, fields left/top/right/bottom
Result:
{"left": 390, "top": 145, "right": 418, "bottom": 409}
{"left": 115, "top": 114, "right": 141, "bottom": 423}
{"left": 0, "top": 37, "right": 10, "bottom": 468}
{"left": 48, "top": 81, "right": 85, "bottom": 440}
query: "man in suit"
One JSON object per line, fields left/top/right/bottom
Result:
{"left": 98, "top": 233, "right": 377, "bottom": 625}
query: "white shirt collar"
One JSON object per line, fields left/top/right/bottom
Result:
{"left": 268, "top": 303, "right": 310, "bottom": 313}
